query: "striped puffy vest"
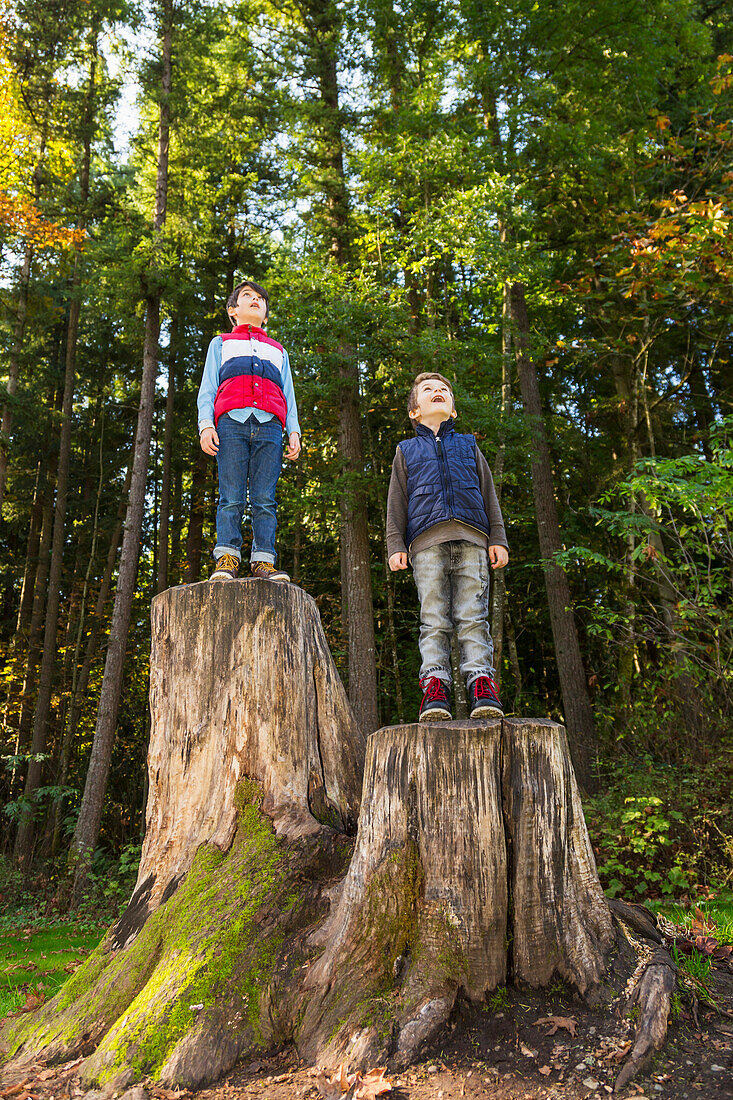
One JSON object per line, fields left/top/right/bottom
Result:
{"left": 213, "top": 324, "right": 287, "bottom": 428}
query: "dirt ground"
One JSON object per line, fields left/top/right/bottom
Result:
{"left": 2, "top": 981, "right": 732, "bottom": 1100}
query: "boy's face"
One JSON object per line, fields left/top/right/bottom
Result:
{"left": 409, "top": 378, "right": 456, "bottom": 431}
{"left": 229, "top": 286, "right": 267, "bottom": 328}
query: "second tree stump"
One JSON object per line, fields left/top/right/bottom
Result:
{"left": 299, "top": 718, "right": 615, "bottom": 1069}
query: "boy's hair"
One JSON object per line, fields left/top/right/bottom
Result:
{"left": 226, "top": 280, "right": 269, "bottom": 322}
{"left": 407, "top": 372, "right": 455, "bottom": 415}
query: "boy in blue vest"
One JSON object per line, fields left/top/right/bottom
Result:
{"left": 386, "top": 372, "right": 509, "bottom": 721}
{"left": 197, "top": 280, "right": 301, "bottom": 581}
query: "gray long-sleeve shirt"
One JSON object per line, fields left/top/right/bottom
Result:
{"left": 386, "top": 443, "right": 508, "bottom": 560}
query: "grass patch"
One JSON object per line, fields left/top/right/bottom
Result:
{"left": 648, "top": 895, "right": 733, "bottom": 944}
{"left": 0, "top": 923, "right": 105, "bottom": 1020}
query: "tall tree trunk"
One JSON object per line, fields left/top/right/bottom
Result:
{"left": 170, "top": 457, "right": 182, "bottom": 584}
{"left": 490, "top": 273, "right": 512, "bottom": 689}
{"left": 14, "top": 36, "right": 99, "bottom": 866}
{"left": 51, "top": 461, "right": 130, "bottom": 856}
{"left": 305, "top": 0, "right": 378, "bottom": 734}
{"left": 157, "top": 312, "right": 178, "bottom": 593}
{"left": 610, "top": 355, "right": 639, "bottom": 712}
{"left": 9, "top": 434, "right": 58, "bottom": 809}
{"left": 184, "top": 448, "right": 207, "bottom": 582}
{"left": 50, "top": 418, "right": 110, "bottom": 854}
{"left": 68, "top": 4, "right": 173, "bottom": 903}
{"left": 509, "top": 283, "right": 596, "bottom": 789}
{"left": 1, "top": 459, "right": 43, "bottom": 751}
{"left": 0, "top": 121, "right": 47, "bottom": 511}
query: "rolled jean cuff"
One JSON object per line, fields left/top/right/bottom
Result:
{"left": 420, "top": 667, "right": 451, "bottom": 686}
{"left": 466, "top": 669, "right": 496, "bottom": 688}
{"left": 214, "top": 545, "right": 241, "bottom": 563}
{"left": 250, "top": 552, "right": 276, "bottom": 565}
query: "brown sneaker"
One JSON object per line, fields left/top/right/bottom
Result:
{"left": 210, "top": 553, "right": 239, "bottom": 581}
{"left": 251, "top": 561, "right": 290, "bottom": 582}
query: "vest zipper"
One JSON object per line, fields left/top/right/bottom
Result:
{"left": 436, "top": 434, "right": 456, "bottom": 518}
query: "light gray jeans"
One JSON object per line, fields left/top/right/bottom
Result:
{"left": 412, "top": 541, "right": 494, "bottom": 686}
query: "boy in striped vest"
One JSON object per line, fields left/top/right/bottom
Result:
{"left": 197, "top": 280, "right": 301, "bottom": 581}
{"left": 386, "top": 373, "right": 508, "bottom": 721}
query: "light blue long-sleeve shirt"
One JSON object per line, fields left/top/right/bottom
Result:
{"left": 196, "top": 334, "right": 301, "bottom": 437}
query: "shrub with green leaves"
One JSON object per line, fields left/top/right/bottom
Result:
{"left": 584, "top": 757, "right": 733, "bottom": 899}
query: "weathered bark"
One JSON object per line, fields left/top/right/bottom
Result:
{"left": 2, "top": 582, "right": 365, "bottom": 1087}
{"left": 2, "top": 590, "right": 632, "bottom": 1092}
{"left": 510, "top": 283, "right": 597, "bottom": 788}
{"left": 502, "top": 718, "right": 614, "bottom": 992}
{"left": 300, "top": 722, "right": 509, "bottom": 1071}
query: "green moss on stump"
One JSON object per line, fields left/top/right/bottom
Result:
{"left": 89, "top": 781, "right": 290, "bottom": 1083}
{"left": 2, "top": 780, "right": 299, "bottom": 1084}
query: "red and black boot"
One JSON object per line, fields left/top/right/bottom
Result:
{"left": 468, "top": 674, "right": 504, "bottom": 718}
{"left": 418, "top": 677, "right": 452, "bottom": 722}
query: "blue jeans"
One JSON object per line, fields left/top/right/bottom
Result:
{"left": 214, "top": 414, "right": 283, "bottom": 565}
{"left": 412, "top": 541, "right": 494, "bottom": 686}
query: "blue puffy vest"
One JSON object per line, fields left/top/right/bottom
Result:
{"left": 399, "top": 420, "right": 490, "bottom": 548}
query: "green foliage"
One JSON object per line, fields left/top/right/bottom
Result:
{"left": 584, "top": 758, "right": 733, "bottom": 899}
{"left": 487, "top": 986, "right": 510, "bottom": 1012}
{"left": 672, "top": 943, "right": 713, "bottom": 984}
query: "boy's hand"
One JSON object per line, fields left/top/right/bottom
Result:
{"left": 489, "top": 545, "right": 508, "bottom": 570}
{"left": 286, "top": 432, "right": 301, "bottom": 461}
{"left": 200, "top": 427, "right": 219, "bottom": 456}
{"left": 389, "top": 552, "right": 408, "bottom": 571}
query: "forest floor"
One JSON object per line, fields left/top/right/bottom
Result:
{"left": 3, "top": 977, "right": 732, "bottom": 1100}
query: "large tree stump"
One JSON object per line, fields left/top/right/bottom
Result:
{"left": 1, "top": 582, "right": 366, "bottom": 1088}
{"left": 2, "top": 583, "right": 632, "bottom": 1091}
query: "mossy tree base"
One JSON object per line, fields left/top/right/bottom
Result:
{"left": 2, "top": 784, "right": 353, "bottom": 1089}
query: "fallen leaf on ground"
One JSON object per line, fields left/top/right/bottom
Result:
{"left": 9, "top": 989, "right": 46, "bottom": 1016}
{"left": 355, "top": 1068, "right": 391, "bottom": 1098}
{"left": 538, "top": 1066, "right": 552, "bottom": 1076}
{"left": 57, "top": 1058, "right": 84, "bottom": 1075}
{"left": 603, "top": 1040, "right": 633, "bottom": 1064}
{"left": 315, "top": 1064, "right": 391, "bottom": 1099}
{"left": 534, "top": 1015, "right": 578, "bottom": 1037}
{"left": 1, "top": 1082, "right": 30, "bottom": 1098}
